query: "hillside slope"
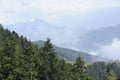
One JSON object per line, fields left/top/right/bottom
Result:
{"left": 33, "top": 40, "right": 110, "bottom": 62}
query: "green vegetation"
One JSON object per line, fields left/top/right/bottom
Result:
{"left": 33, "top": 41, "right": 110, "bottom": 62}
{"left": 87, "top": 62, "right": 120, "bottom": 80}
{"left": 0, "top": 24, "right": 120, "bottom": 80}
{"left": 0, "top": 25, "right": 91, "bottom": 80}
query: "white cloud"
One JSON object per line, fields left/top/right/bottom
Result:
{"left": 96, "top": 38, "right": 120, "bottom": 60}
{"left": 27, "top": 0, "right": 120, "bottom": 15}
{"left": 0, "top": 0, "right": 120, "bottom": 24}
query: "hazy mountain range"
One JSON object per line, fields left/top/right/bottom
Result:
{"left": 5, "top": 7, "right": 120, "bottom": 59}
{"left": 82, "top": 25, "right": 120, "bottom": 60}
{"left": 33, "top": 40, "right": 110, "bottom": 62}
{"left": 4, "top": 12, "right": 120, "bottom": 60}
{"left": 79, "top": 25, "right": 120, "bottom": 51}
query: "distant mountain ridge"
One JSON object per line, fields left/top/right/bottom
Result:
{"left": 5, "top": 19, "right": 120, "bottom": 52}
{"left": 80, "top": 25, "right": 120, "bottom": 51}
{"left": 33, "top": 40, "right": 111, "bottom": 62}
{"left": 5, "top": 19, "right": 120, "bottom": 60}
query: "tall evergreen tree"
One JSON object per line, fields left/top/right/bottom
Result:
{"left": 72, "top": 56, "right": 92, "bottom": 80}
{"left": 57, "top": 59, "right": 73, "bottom": 80}
{"left": 39, "top": 38, "right": 59, "bottom": 80}
{"left": 103, "top": 64, "right": 117, "bottom": 80}
{"left": 22, "top": 41, "right": 38, "bottom": 80}
{"left": 0, "top": 35, "right": 22, "bottom": 79}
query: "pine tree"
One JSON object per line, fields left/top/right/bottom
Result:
{"left": 39, "top": 38, "right": 59, "bottom": 80}
{"left": 103, "top": 65, "right": 117, "bottom": 80}
{"left": 0, "top": 35, "right": 20, "bottom": 79}
{"left": 57, "top": 59, "right": 73, "bottom": 80}
{"left": 72, "top": 56, "right": 92, "bottom": 80}
{"left": 9, "top": 34, "right": 23, "bottom": 80}
{"left": 22, "top": 41, "right": 38, "bottom": 80}
{"left": 0, "top": 41, "right": 4, "bottom": 80}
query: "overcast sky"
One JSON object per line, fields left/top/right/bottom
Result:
{"left": 0, "top": 0, "right": 120, "bottom": 25}
{"left": 1, "top": 0, "right": 120, "bottom": 60}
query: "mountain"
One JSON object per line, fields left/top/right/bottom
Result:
{"left": 33, "top": 40, "right": 111, "bottom": 62}
{"left": 5, "top": 17, "right": 120, "bottom": 60}
{"left": 79, "top": 25, "right": 120, "bottom": 51}
{"left": 5, "top": 17, "right": 120, "bottom": 50}
{"left": 4, "top": 19, "right": 59, "bottom": 41}
{"left": 5, "top": 19, "right": 78, "bottom": 48}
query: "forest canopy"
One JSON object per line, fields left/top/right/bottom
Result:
{"left": 0, "top": 24, "right": 120, "bottom": 80}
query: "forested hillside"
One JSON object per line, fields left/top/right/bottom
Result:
{"left": 0, "top": 24, "right": 92, "bottom": 80}
{"left": 0, "top": 24, "right": 120, "bottom": 80}
{"left": 87, "top": 61, "right": 120, "bottom": 80}
{"left": 33, "top": 40, "right": 110, "bottom": 62}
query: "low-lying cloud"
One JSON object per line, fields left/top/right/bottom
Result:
{"left": 96, "top": 38, "right": 120, "bottom": 60}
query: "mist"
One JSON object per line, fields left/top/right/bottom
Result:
{"left": 96, "top": 38, "right": 120, "bottom": 60}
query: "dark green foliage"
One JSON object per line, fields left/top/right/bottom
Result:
{"left": 103, "top": 64, "right": 117, "bottom": 80}
{"left": 87, "top": 62, "right": 107, "bottom": 80}
{"left": 38, "top": 38, "right": 59, "bottom": 80}
{"left": 0, "top": 25, "right": 120, "bottom": 80}
{"left": 22, "top": 42, "right": 38, "bottom": 80}
{"left": 87, "top": 62, "right": 120, "bottom": 80}
{"left": 0, "top": 25, "right": 94, "bottom": 80}
{"left": 111, "top": 61, "right": 120, "bottom": 78}
{"left": 71, "top": 56, "right": 92, "bottom": 80}
{"left": 0, "top": 27, "right": 23, "bottom": 79}
{"left": 57, "top": 59, "right": 72, "bottom": 80}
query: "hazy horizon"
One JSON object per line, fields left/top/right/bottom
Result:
{"left": 1, "top": 0, "right": 120, "bottom": 60}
